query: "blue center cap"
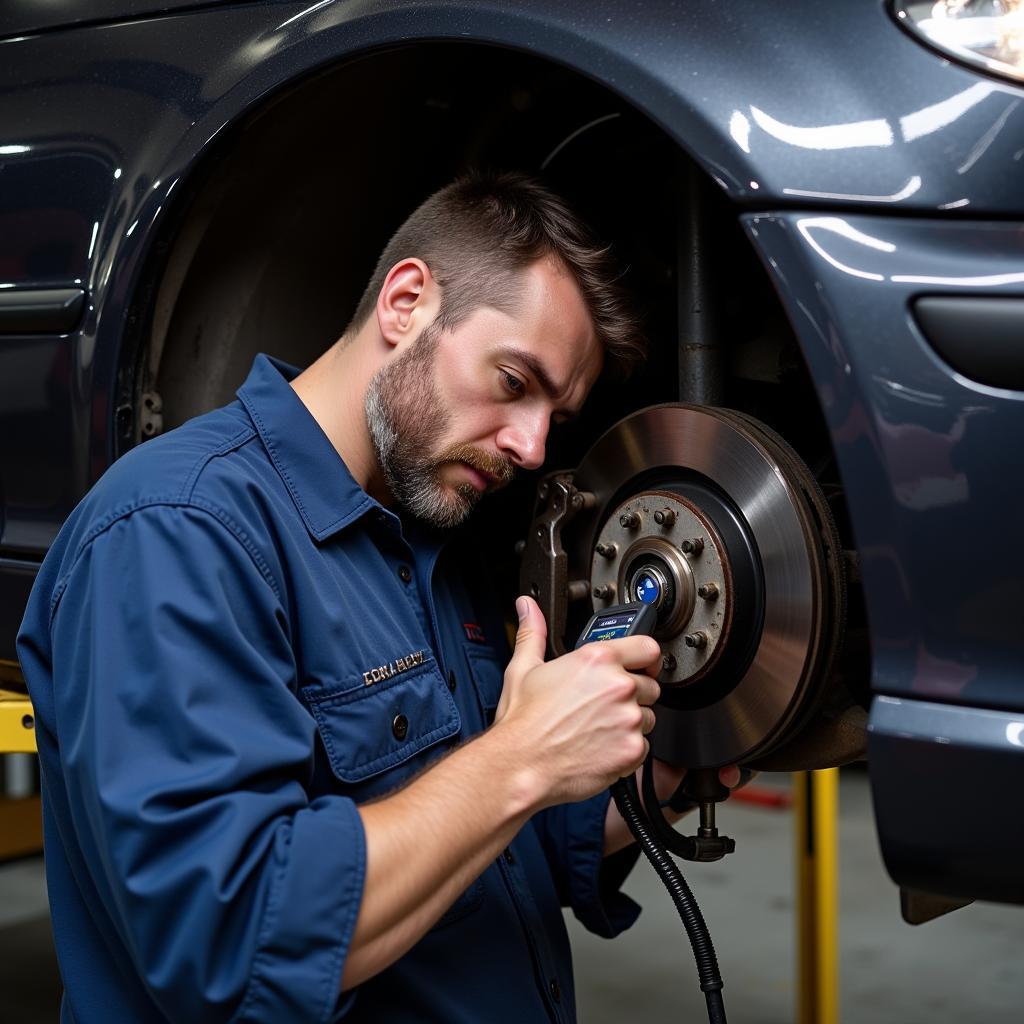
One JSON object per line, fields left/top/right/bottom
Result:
{"left": 635, "top": 573, "right": 661, "bottom": 605}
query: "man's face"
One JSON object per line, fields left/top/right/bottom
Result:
{"left": 365, "top": 256, "right": 603, "bottom": 528}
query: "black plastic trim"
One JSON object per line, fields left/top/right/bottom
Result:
{"left": 869, "top": 695, "right": 1024, "bottom": 904}
{"left": 0, "top": 289, "right": 86, "bottom": 334}
{"left": 914, "top": 296, "right": 1024, "bottom": 391}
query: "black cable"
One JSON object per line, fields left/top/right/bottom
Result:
{"left": 641, "top": 755, "right": 700, "bottom": 859}
{"left": 611, "top": 771, "right": 728, "bottom": 1024}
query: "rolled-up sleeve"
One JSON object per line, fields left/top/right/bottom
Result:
{"left": 48, "top": 504, "right": 364, "bottom": 1023}
{"left": 532, "top": 794, "right": 641, "bottom": 939}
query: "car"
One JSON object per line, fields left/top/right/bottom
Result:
{"left": 1, "top": 0, "right": 1022, "bottom": 910}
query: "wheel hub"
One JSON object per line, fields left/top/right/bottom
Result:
{"left": 542, "top": 404, "right": 846, "bottom": 768}
{"left": 591, "top": 491, "right": 735, "bottom": 684}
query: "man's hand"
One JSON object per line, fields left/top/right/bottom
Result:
{"left": 344, "top": 595, "right": 662, "bottom": 989}
{"left": 344, "top": 595, "right": 742, "bottom": 991}
{"left": 492, "top": 595, "right": 663, "bottom": 809}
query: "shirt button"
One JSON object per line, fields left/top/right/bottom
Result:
{"left": 447, "top": 670, "right": 457, "bottom": 693}
{"left": 549, "top": 979, "right": 561, "bottom": 1003}
{"left": 392, "top": 714, "right": 409, "bottom": 740}
{"left": 398, "top": 565, "right": 412, "bottom": 583}
{"left": 502, "top": 847, "right": 514, "bottom": 865}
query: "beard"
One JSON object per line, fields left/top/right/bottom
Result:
{"left": 364, "top": 323, "right": 515, "bottom": 528}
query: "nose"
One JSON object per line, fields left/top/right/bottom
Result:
{"left": 496, "top": 412, "right": 549, "bottom": 471}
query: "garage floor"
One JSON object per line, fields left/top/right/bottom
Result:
{"left": 1, "top": 770, "right": 1021, "bottom": 1023}
{"left": 567, "top": 770, "right": 1024, "bottom": 1023}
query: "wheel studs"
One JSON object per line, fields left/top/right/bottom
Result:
{"left": 661, "top": 654, "right": 677, "bottom": 673}
{"left": 697, "top": 582, "right": 719, "bottom": 601}
{"left": 653, "top": 507, "right": 676, "bottom": 528}
{"left": 684, "top": 631, "right": 708, "bottom": 649}
{"left": 595, "top": 542, "right": 617, "bottom": 558}
{"left": 681, "top": 537, "right": 704, "bottom": 556}
{"left": 593, "top": 583, "right": 616, "bottom": 601}
{"left": 619, "top": 511, "right": 641, "bottom": 530}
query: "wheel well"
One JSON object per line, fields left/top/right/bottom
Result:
{"left": 130, "top": 42, "right": 787, "bottom": 450}
{"left": 124, "top": 38, "right": 871, "bottom": 743}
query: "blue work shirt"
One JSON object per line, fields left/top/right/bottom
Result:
{"left": 17, "top": 354, "right": 640, "bottom": 1024}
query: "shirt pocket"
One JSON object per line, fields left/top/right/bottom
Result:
{"left": 303, "top": 654, "right": 460, "bottom": 789}
{"left": 463, "top": 644, "right": 505, "bottom": 726}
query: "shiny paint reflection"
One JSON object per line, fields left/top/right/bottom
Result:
{"left": 746, "top": 212, "right": 1024, "bottom": 712}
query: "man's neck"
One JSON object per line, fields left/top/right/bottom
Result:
{"left": 289, "top": 332, "right": 392, "bottom": 504}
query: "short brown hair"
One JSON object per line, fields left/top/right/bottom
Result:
{"left": 347, "top": 172, "right": 645, "bottom": 377}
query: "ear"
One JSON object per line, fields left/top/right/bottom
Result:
{"left": 375, "top": 258, "right": 439, "bottom": 350}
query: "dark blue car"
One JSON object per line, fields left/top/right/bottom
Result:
{"left": 1, "top": 0, "right": 1022, "bottom": 909}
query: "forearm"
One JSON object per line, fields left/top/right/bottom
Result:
{"left": 342, "top": 723, "right": 538, "bottom": 990}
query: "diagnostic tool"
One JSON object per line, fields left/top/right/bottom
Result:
{"left": 575, "top": 602, "right": 658, "bottom": 648}
{"left": 577, "top": 600, "right": 730, "bottom": 1024}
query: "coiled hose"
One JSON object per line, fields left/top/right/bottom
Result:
{"left": 610, "top": 772, "right": 728, "bottom": 1024}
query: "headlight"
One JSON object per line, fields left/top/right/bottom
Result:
{"left": 895, "top": 1, "right": 1024, "bottom": 83}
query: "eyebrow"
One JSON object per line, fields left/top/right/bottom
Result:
{"left": 499, "top": 346, "right": 579, "bottom": 419}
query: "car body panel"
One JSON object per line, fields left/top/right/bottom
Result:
{"left": 1, "top": 0, "right": 1022, "bottom": 899}
{"left": 0, "top": 0, "right": 246, "bottom": 38}
{"left": 743, "top": 212, "right": 1024, "bottom": 715}
{"left": 1, "top": 0, "right": 1022, "bottom": 561}
{"left": 869, "top": 696, "right": 1024, "bottom": 902}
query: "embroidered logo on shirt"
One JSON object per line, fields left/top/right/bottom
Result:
{"left": 362, "top": 649, "right": 425, "bottom": 686}
{"left": 463, "top": 623, "right": 486, "bottom": 643}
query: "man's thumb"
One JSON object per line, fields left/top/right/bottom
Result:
{"left": 509, "top": 595, "right": 548, "bottom": 673}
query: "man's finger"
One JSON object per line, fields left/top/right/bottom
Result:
{"left": 589, "top": 635, "right": 661, "bottom": 671}
{"left": 507, "top": 595, "right": 548, "bottom": 676}
{"left": 631, "top": 673, "right": 662, "bottom": 708}
{"left": 718, "top": 764, "right": 742, "bottom": 789}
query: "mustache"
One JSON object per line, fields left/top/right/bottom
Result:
{"left": 438, "top": 443, "right": 516, "bottom": 488}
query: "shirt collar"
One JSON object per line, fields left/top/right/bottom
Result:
{"left": 236, "top": 353, "right": 385, "bottom": 541}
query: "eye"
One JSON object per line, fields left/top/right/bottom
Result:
{"left": 500, "top": 369, "right": 525, "bottom": 396}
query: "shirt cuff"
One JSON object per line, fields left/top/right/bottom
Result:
{"left": 234, "top": 796, "right": 366, "bottom": 1023}
{"left": 565, "top": 791, "right": 642, "bottom": 939}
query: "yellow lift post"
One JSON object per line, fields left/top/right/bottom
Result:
{"left": 794, "top": 767, "right": 840, "bottom": 1024}
{"left": 0, "top": 683, "right": 43, "bottom": 860}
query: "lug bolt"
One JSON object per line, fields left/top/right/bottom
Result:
{"left": 661, "top": 654, "right": 677, "bottom": 673}
{"left": 595, "top": 542, "right": 618, "bottom": 559}
{"left": 681, "top": 537, "right": 705, "bottom": 556}
{"left": 619, "top": 511, "right": 641, "bottom": 530}
{"left": 697, "top": 582, "right": 719, "bottom": 601}
{"left": 684, "top": 631, "right": 708, "bottom": 649}
{"left": 653, "top": 507, "right": 677, "bottom": 528}
{"left": 593, "top": 583, "right": 616, "bottom": 601}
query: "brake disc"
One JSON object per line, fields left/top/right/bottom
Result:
{"left": 524, "top": 404, "right": 847, "bottom": 768}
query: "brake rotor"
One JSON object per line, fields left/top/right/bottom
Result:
{"left": 570, "top": 404, "right": 845, "bottom": 768}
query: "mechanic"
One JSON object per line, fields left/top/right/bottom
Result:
{"left": 18, "top": 173, "right": 738, "bottom": 1023}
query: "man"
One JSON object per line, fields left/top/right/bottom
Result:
{"left": 18, "top": 173, "right": 736, "bottom": 1022}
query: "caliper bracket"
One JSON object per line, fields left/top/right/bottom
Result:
{"left": 518, "top": 472, "right": 594, "bottom": 659}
